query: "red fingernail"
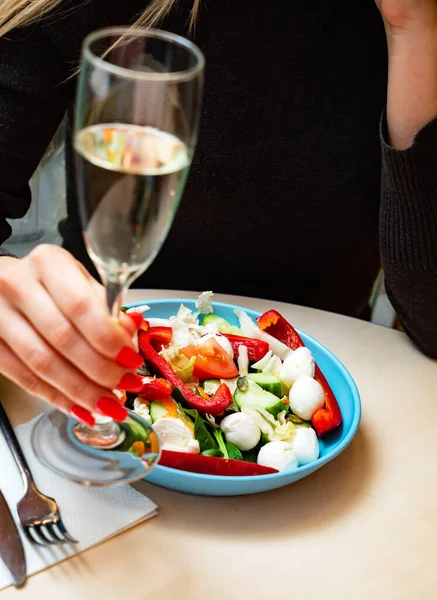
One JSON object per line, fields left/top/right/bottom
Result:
{"left": 116, "top": 373, "right": 144, "bottom": 393}
{"left": 71, "top": 405, "right": 95, "bottom": 427}
{"left": 127, "top": 312, "right": 144, "bottom": 329}
{"left": 96, "top": 397, "right": 128, "bottom": 422}
{"left": 115, "top": 347, "right": 144, "bottom": 369}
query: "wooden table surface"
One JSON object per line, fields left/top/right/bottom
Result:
{"left": 1, "top": 290, "right": 436, "bottom": 600}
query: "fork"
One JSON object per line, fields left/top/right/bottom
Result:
{"left": 0, "top": 401, "right": 77, "bottom": 546}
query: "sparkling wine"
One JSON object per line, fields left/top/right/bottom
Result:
{"left": 75, "top": 123, "right": 190, "bottom": 280}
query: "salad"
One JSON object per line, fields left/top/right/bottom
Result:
{"left": 113, "top": 292, "right": 342, "bottom": 477}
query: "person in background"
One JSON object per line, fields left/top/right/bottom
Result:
{"left": 0, "top": 0, "right": 436, "bottom": 425}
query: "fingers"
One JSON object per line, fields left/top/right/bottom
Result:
{"left": 0, "top": 338, "right": 77, "bottom": 417}
{"left": 0, "top": 298, "right": 119, "bottom": 413}
{"left": 119, "top": 311, "right": 139, "bottom": 337}
{"left": 5, "top": 276, "right": 134, "bottom": 390}
{"left": 0, "top": 245, "right": 142, "bottom": 419}
{"left": 75, "top": 258, "right": 138, "bottom": 338}
{"left": 28, "top": 246, "right": 136, "bottom": 359}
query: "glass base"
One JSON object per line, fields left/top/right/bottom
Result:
{"left": 31, "top": 409, "right": 160, "bottom": 487}
{"left": 73, "top": 415, "right": 126, "bottom": 449}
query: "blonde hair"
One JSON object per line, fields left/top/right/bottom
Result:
{"left": 0, "top": 0, "right": 200, "bottom": 38}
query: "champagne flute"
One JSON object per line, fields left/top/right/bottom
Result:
{"left": 31, "top": 27, "right": 205, "bottom": 486}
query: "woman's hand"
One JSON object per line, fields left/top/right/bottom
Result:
{"left": 0, "top": 245, "right": 143, "bottom": 425}
{"left": 375, "top": 0, "right": 437, "bottom": 149}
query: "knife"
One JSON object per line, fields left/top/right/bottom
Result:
{"left": 0, "top": 489, "right": 26, "bottom": 587}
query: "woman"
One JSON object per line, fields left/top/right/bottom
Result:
{"left": 0, "top": 0, "right": 436, "bottom": 425}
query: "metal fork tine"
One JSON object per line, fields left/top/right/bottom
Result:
{"left": 46, "top": 521, "right": 67, "bottom": 544}
{"left": 0, "top": 401, "right": 79, "bottom": 548}
{"left": 47, "top": 522, "right": 66, "bottom": 543}
{"left": 56, "top": 520, "right": 78, "bottom": 544}
{"left": 26, "top": 525, "right": 47, "bottom": 546}
{"left": 23, "top": 526, "right": 37, "bottom": 545}
{"left": 39, "top": 524, "right": 60, "bottom": 545}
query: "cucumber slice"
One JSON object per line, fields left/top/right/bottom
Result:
{"left": 247, "top": 373, "right": 282, "bottom": 398}
{"left": 201, "top": 313, "right": 242, "bottom": 335}
{"left": 150, "top": 401, "right": 169, "bottom": 423}
{"left": 234, "top": 379, "right": 287, "bottom": 417}
{"left": 116, "top": 416, "right": 149, "bottom": 451}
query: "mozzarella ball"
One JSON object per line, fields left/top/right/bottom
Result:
{"left": 153, "top": 418, "right": 200, "bottom": 454}
{"left": 220, "top": 412, "right": 261, "bottom": 451}
{"left": 280, "top": 347, "right": 315, "bottom": 387}
{"left": 292, "top": 427, "right": 319, "bottom": 466}
{"left": 288, "top": 375, "right": 324, "bottom": 420}
{"left": 257, "top": 441, "right": 298, "bottom": 472}
{"left": 163, "top": 440, "right": 200, "bottom": 454}
{"left": 200, "top": 333, "right": 234, "bottom": 358}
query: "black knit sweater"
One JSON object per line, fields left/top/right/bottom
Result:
{"left": 1, "top": 0, "right": 437, "bottom": 356}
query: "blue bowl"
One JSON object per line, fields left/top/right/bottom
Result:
{"left": 127, "top": 298, "right": 361, "bottom": 496}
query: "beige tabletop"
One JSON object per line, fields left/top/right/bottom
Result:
{"left": 1, "top": 289, "right": 436, "bottom": 600}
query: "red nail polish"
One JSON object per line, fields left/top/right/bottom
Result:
{"left": 115, "top": 347, "right": 144, "bottom": 369}
{"left": 96, "top": 397, "right": 128, "bottom": 422}
{"left": 116, "top": 373, "right": 144, "bottom": 393}
{"left": 71, "top": 405, "right": 95, "bottom": 427}
{"left": 126, "top": 312, "right": 144, "bottom": 329}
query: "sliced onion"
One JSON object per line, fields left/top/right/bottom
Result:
{"left": 235, "top": 310, "right": 293, "bottom": 360}
{"left": 148, "top": 317, "right": 171, "bottom": 327}
{"left": 221, "top": 378, "right": 238, "bottom": 395}
{"left": 263, "top": 355, "right": 282, "bottom": 375}
{"left": 252, "top": 350, "right": 273, "bottom": 371}
{"left": 237, "top": 345, "right": 249, "bottom": 376}
{"left": 126, "top": 304, "right": 150, "bottom": 314}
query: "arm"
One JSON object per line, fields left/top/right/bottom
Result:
{"left": 0, "top": 25, "right": 72, "bottom": 247}
{"left": 376, "top": 1, "right": 437, "bottom": 357}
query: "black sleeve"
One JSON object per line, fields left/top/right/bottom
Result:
{"left": 0, "top": 26, "right": 74, "bottom": 246}
{"left": 380, "top": 112, "right": 437, "bottom": 357}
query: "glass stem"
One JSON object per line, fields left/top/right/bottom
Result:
{"left": 106, "top": 278, "right": 126, "bottom": 318}
{"left": 73, "top": 276, "right": 127, "bottom": 448}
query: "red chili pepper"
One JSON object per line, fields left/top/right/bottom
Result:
{"left": 138, "top": 378, "right": 173, "bottom": 401}
{"left": 138, "top": 333, "right": 233, "bottom": 416}
{"left": 159, "top": 450, "right": 278, "bottom": 476}
{"left": 223, "top": 334, "right": 269, "bottom": 361}
{"left": 257, "top": 310, "right": 342, "bottom": 436}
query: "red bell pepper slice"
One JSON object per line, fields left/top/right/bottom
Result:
{"left": 257, "top": 310, "right": 303, "bottom": 349}
{"left": 138, "top": 378, "right": 173, "bottom": 401}
{"left": 257, "top": 310, "right": 342, "bottom": 436}
{"left": 223, "top": 334, "right": 269, "bottom": 361}
{"left": 148, "top": 326, "right": 173, "bottom": 351}
{"left": 149, "top": 326, "right": 172, "bottom": 344}
{"left": 138, "top": 333, "right": 233, "bottom": 416}
{"left": 159, "top": 450, "right": 278, "bottom": 476}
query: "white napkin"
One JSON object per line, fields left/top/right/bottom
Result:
{"left": 0, "top": 415, "right": 158, "bottom": 590}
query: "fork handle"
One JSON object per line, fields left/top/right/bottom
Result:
{"left": 0, "top": 401, "right": 32, "bottom": 480}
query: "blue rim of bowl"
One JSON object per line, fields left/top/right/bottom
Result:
{"left": 127, "top": 298, "right": 362, "bottom": 482}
